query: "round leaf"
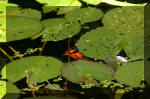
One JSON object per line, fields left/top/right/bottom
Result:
{"left": 102, "top": 7, "right": 144, "bottom": 35}
{"left": 41, "top": 18, "right": 81, "bottom": 42}
{"left": 7, "top": 16, "right": 43, "bottom": 42}
{"left": 77, "top": 27, "right": 122, "bottom": 60}
{"left": 1, "top": 56, "right": 63, "bottom": 83}
{"left": 65, "top": 7, "right": 103, "bottom": 25}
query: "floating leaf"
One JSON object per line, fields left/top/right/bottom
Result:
{"left": 36, "top": 0, "right": 75, "bottom": 6}
{"left": 77, "top": 27, "right": 122, "bottom": 60}
{"left": 28, "top": 57, "right": 63, "bottom": 85}
{"left": 42, "top": 6, "right": 58, "bottom": 14}
{"left": 14, "top": 8, "right": 42, "bottom": 20}
{"left": 102, "top": 7, "right": 144, "bottom": 35}
{"left": 6, "top": 16, "right": 43, "bottom": 42}
{"left": 57, "top": 6, "right": 80, "bottom": 15}
{"left": 61, "top": 60, "right": 114, "bottom": 85}
{"left": 0, "top": 16, "right": 6, "bottom": 42}
{"left": 114, "top": 61, "right": 144, "bottom": 87}
{"left": 41, "top": 18, "right": 81, "bottom": 42}
{"left": 0, "top": 81, "right": 6, "bottom": 99}
{"left": 124, "top": 35, "right": 144, "bottom": 59}
{"left": 82, "top": 0, "right": 102, "bottom": 5}
{"left": 1, "top": 56, "right": 63, "bottom": 83}
{"left": 65, "top": 7, "right": 103, "bottom": 25}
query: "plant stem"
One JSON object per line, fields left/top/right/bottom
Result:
{"left": 0, "top": 47, "right": 14, "bottom": 61}
{"left": 39, "top": 41, "right": 47, "bottom": 56}
{"left": 8, "top": 45, "right": 23, "bottom": 59}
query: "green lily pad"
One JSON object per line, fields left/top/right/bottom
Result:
{"left": 6, "top": 16, "right": 43, "bottom": 42}
{"left": 0, "top": 81, "right": 6, "bottom": 99}
{"left": 0, "top": 81, "right": 20, "bottom": 99}
{"left": 82, "top": 0, "right": 102, "bottom": 5}
{"left": 41, "top": 18, "right": 81, "bottom": 42}
{"left": 114, "top": 61, "right": 144, "bottom": 87}
{"left": 1, "top": 56, "right": 63, "bottom": 83}
{"left": 36, "top": 0, "right": 75, "bottom": 6}
{"left": 61, "top": 60, "right": 114, "bottom": 85}
{"left": 77, "top": 27, "right": 122, "bottom": 60}
{"left": 57, "top": 6, "right": 80, "bottom": 15}
{"left": 65, "top": 7, "right": 103, "bottom": 25}
{"left": 0, "top": 6, "right": 6, "bottom": 42}
{"left": 124, "top": 35, "right": 144, "bottom": 59}
{"left": 102, "top": 7, "right": 144, "bottom": 35}
{"left": 28, "top": 57, "right": 63, "bottom": 85}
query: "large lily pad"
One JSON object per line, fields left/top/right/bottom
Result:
{"left": 41, "top": 18, "right": 81, "bottom": 42}
{"left": 65, "top": 7, "right": 103, "bottom": 25}
{"left": 77, "top": 27, "right": 122, "bottom": 60}
{"left": 102, "top": 7, "right": 144, "bottom": 35}
{"left": 1, "top": 56, "right": 63, "bottom": 83}
{"left": 61, "top": 60, "right": 114, "bottom": 85}
{"left": 6, "top": 16, "right": 43, "bottom": 42}
{"left": 114, "top": 61, "right": 144, "bottom": 87}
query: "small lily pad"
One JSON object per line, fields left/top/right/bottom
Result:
{"left": 114, "top": 61, "right": 144, "bottom": 87}
{"left": 65, "top": 7, "right": 103, "bottom": 25}
{"left": 41, "top": 18, "right": 81, "bottom": 42}
{"left": 124, "top": 35, "right": 144, "bottom": 59}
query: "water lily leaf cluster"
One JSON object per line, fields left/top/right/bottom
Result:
{"left": 41, "top": 7, "right": 103, "bottom": 42}
{"left": 1, "top": 56, "right": 63, "bottom": 85}
{"left": 76, "top": 7, "right": 144, "bottom": 60}
{"left": 102, "top": 7, "right": 144, "bottom": 59}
